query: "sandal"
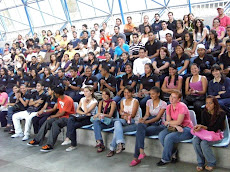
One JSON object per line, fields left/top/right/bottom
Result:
{"left": 196, "top": 166, "right": 204, "bottom": 171}
{"left": 95, "top": 141, "right": 101, "bottom": 148}
{"left": 116, "top": 143, "right": 125, "bottom": 154}
{"left": 205, "top": 166, "right": 214, "bottom": 171}
{"left": 107, "top": 151, "right": 115, "bottom": 157}
{"left": 97, "top": 144, "right": 105, "bottom": 153}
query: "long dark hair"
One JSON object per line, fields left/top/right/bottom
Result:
{"left": 168, "top": 64, "right": 179, "bottom": 86}
{"left": 88, "top": 52, "right": 96, "bottom": 63}
{"left": 92, "top": 39, "right": 99, "bottom": 51}
{"left": 1, "top": 67, "right": 8, "bottom": 77}
{"left": 205, "top": 95, "right": 225, "bottom": 127}
{"left": 183, "top": 32, "right": 194, "bottom": 48}
{"left": 209, "top": 30, "right": 219, "bottom": 46}
{"left": 194, "top": 19, "right": 204, "bottom": 35}
{"left": 145, "top": 63, "right": 154, "bottom": 74}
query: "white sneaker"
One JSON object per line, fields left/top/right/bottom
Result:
{"left": 22, "top": 135, "right": 30, "bottom": 141}
{"left": 66, "top": 146, "right": 77, "bottom": 152}
{"left": 61, "top": 140, "right": 71, "bottom": 146}
{"left": 11, "top": 133, "right": 24, "bottom": 138}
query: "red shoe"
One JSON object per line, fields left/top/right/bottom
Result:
{"left": 129, "top": 159, "right": 141, "bottom": 167}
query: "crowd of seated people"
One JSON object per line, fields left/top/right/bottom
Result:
{"left": 0, "top": 7, "right": 230, "bottom": 171}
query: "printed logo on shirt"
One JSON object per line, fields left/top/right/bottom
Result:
{"left": 128, "top": 80, "right": 132, "bottom": 84}
{"left": 162, "top": 61, "right": 165, "bottom": 64}
{"left": 72, "top": 81, "right": 76, "bottom": 84}
{"left": 108, "top": 83, "right": 112, "bottom": 86}
{"left": 88, "top": 80, "right": 93, "bottom": 84}
{"left": 59, "top": 101, "right": 64, "bottom": 109}
{"left": 148, "top": 79, "right": 154, "bottom": 82}
{"left": 222, "top": 86, "right": 226, "bottom": 91}
{"left": 11, "top": 78, "right": 14, "bottom": 81}
{"left": 3, "top": 79, "right": 6, "bottom": 81}
{"left": 181, "top": 60, "right": 184, "bottom": 64}
{"left": 46, "top": 79, "right": 50, "bottom": 82}
{"left": 51, "top": 101, "right": 55, "bottom": 104}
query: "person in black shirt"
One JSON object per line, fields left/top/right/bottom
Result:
{"left": 136, "top": 63, "right": 160, "bottom": 114}
{"left": 16, "top": 68, "right": 28, "bottom": 86}
{"left": 100, "top": 65, "right": 116, "bottom": 95}
{"left": 85, "top": 52, "right": 99, "bottom": 75}
{"left": 117, "top": 52, "right": 131, "bottom": 76}
{"left": 12, "top": 82, "right": 47, "bottom": 141}
{"left": 80, "top": 67, "right": 98, "bottom": 91}
{"left": 0, "top": 67, "right": 8, "bottom": 88}
{"left": 113, "top": 63, "right": 138, "bottom": 103}
{"left": 70, "top": 53, "right": 84, "bottom": 75}
{"left": 171, "top": 45, "right": 190, "bottom": 76}
{"left": 64, "top": 67, "right": 81, "bottom": 102}
{"left": 152, "top": 47, "right": 171, "bottom": 85}
{"left": 36, "top": 55, "right": 46, "bottom": 79}
{"left": 28, "top": 69, "right": 39, "bottom": 90}
{"left": 52, "top": 68, "right": 67, "bottom": 88}
{"left": 167, "top": 12, "right": 177, "bottom": 31}
{"left": 145, "top": 32, "right": 162, "bottom": 62}
{"left": 194, "top": 44, "right": 215, "bottom": 81}
{"left": 192, "top": 95, "right": 226, "bottom": 172}
{"left": 32, "top": 86, "right": 58, "bottom": 134}
{"left": 42, "top": 67, "right": 54, "bottom": 89}
{"left": 220, "top": 39, "right": 230, "bottom": 77}
{"left": 28, "top": 56, "right": 37, "bottom": 73}
{"left": 96, "top": 52, "right": 116, "bottom": 80}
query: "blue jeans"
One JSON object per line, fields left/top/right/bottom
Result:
{"left": 218, "top": 98, "right": 230, "bottom": 115}
{"left": 159, "top": 127, "right": 193, "bottom": 162}
{"left": 93, "top": 119, "right": 114, "bottom": 144}
{"left": 39, "top": 73, "right": 44, "bottom": 80}
{"left": 136, "top": 96, "right": 151, "bottom": 115}
{"left": 134, "top": 119, "right": 166, "bottom": 158}
{"left": 192, "top": 137, "right": 217, "bottom": 167}
{"left": 7, "top": 106, "right": 14, "bottom": 125}
{"left": 110, "top": 119, "right": 137, "bottom": 151}
{"left": 95, "top": 73, "right": 102, "bottom": 81}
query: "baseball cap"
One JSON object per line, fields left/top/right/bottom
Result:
{"left": 217, "top": 7, "right": 224, "bottom": 10}
{"left": 197, "top": 44, "right": 205, "bottom": 50}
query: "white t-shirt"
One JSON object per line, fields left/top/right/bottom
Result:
{"left": 159, "top": 29, "right": 173, "bottom": 42}
{"left": 77, "top": 48, "right": 88, "bottom": 62}
{"left": 133, "top": 57, "right": 151, "bottom": 75}
{"left": 167, "top": 43, "right": 172, "bottom": 56}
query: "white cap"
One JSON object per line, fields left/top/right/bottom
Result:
{"left": 197, "top": 44, "right": 205, "bottom": 50}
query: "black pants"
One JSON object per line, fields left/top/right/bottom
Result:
{"left": 32, "top": 115, "right": 50, "bottom": 134}
{"left": 66, "top": 115, "right": 91, "bottom": 147}
{"left": 34, "top": 118, "right": 68, "bottom": 147}
{"left": 0, "top": 111, "right": 7, "bottom": 127}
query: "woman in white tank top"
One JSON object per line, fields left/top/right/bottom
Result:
{"left": 107, "top": 86, "right": 140, "bottom": 157}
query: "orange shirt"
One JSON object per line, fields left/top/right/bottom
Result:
{"left": 124, "top": 23, "right": 135, "bottom": 32}
{"left": 57, "top": 95, "right": 75, "bottom": 118}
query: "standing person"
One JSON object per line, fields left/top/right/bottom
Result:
{"left": 92, "top": 88, "right": 116, "bottom": 152}
{"left": 145, "top": 32, "right": 162, "bottom": 62}
{"left": 129, "top": 87, "right": 167, "bottom": 166}
{"left": 159, "top": 21, "right": 174, "bottom": 43}
{"left": 157, "top": 90, "right": 193, "bottom": 166}
{"left": 64, "top": 87, "right": 97, "bottom": 152}
{"left": 216, "top": 7, "right": 230, "bottom": 28}
{"left": 192, "top": 96, "right": 226, "bottom": 172}
{"left": 139, "top": 15, "right": 150, "bottom": 34}
{"left": 107, "top": 86, "right": 140, "bottom": 157}
{"left": 27, "top": 87, "right": 75, "bottom": 152}
{"left": 167, "top": 12, "right": 177, "bottom": 31}
{"left": 12, "top": 82, "right": 47, "bottom": 141}
{"left": 111, "top": 26, "right": 126, "bottom": 49}
{"left": 32, "top": 87, "right": 57, "bottom": 134}
{"left": 151, "top": 13, "right": 162, "bottom": 37}
{"left": 115, "top": 18, "right": 124, "bottom": 33}
{"left": 124, "top": 16, "right": 135, "bottom": 44}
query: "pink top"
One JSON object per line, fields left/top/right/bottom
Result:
{"left": 217, "top": 15, "right": 230, "bottom": 28}
{"left": 0, "top": 92, "right": 8, "bottom": 107}
{"left": 166, "top": 102, "right": 193, "bottom": 128}
{"left": 146, "top": 99, "right": 167, "bottom": 124}
{"left": 165, "top": 76, "right": 183, "bottom": 89}
{"left": 189, "top": 75, "right": 203, "bottom": 96}
{"left": 211, "top": 26, "right": 225, "bottom": 38}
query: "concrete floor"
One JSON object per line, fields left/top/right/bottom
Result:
{"left": 0, "top": 128, "right": 229, "bottom": 172}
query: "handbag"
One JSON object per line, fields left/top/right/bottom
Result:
{"left": 190, "top": 128, "right": 224, "bottom": 142}
{"left": 72, "top": 114, "right": 89, "bottom": 122}
{"left": 90, "top": 116, "right": 112, "bottom": 125}
{"left": 167, "top": 126, "right": 177, "bottom": 132}
{"left": 185, "top": 95, "right": 206, "bottom": 102}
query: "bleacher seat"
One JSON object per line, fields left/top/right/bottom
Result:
{"left": 213, "top": 116, "right": 230, "bottom": 147}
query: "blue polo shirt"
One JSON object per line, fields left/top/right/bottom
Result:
{"left": 114, "top": 43, "right": 129, "bottom": 57}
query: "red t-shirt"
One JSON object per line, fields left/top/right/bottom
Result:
{"left": 57, "top": 95, "right": 75, "bottom": 118}
{"left": 217, "top": 15, "right": 230, "bottom": 28}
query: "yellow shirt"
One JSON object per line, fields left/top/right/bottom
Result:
{"left": 59, "top": 40, "right": 69, "bottom": 50}
{"left": 55, "top": 35, "right": 62, "bottom": 43}
{"left": 64, "top": 49, "right": 77, "bottom": 60}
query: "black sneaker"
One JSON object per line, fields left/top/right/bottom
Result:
{"left": 157, "top": 160, "right": 168, "bottom": 166}
{"left": 27, "top": 139, "right": 39, "bottom": 146}
{"left": 40, "top": 145, "right": 53, "bottom": 152}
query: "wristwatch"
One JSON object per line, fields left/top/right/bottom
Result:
{"left": 44, "top": 110, "right": 47, "bottom": 113}
{"left": 69, "top": 84, "right": 71, "bottom": 87}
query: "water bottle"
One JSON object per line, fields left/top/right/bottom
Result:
{"left": 100, "top": 114, "right": 104, "bottom": 123}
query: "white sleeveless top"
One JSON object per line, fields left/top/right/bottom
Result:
{"left": 80, "top": 97, "right": 98, "bottom": 116}
{"left": 122, "top": 98, "right": 140, "bottom": 124}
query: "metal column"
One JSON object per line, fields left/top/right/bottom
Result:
{"left": 118, "top": 0, "right": 125, "bottom": 24}
{"left": 188, "top": 0, "right": 192, "bottom": 13}
{"left": 21, "top": 0, "right": 34, "bottom": 35}
{"left": 60, "top": 0, "right": 72, "bottom": 26}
